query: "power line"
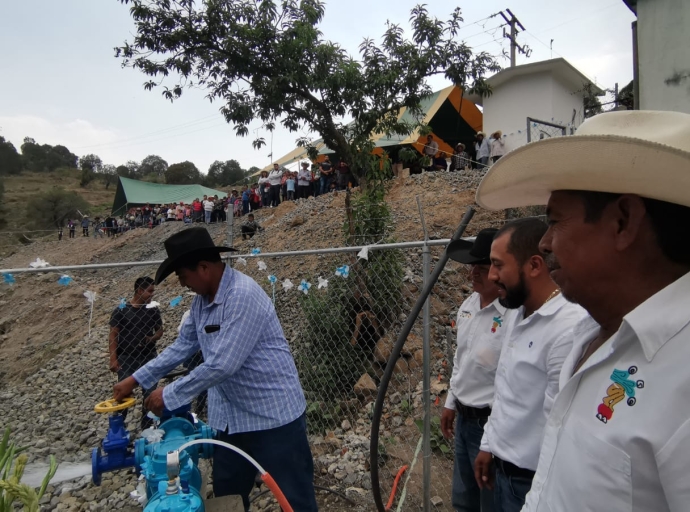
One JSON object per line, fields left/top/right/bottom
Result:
{"left": 71, "top": 113, "right": 222, "bottom": 151}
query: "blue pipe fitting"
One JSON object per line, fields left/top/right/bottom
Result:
{"left": 91, "top": 413, "right": 135, "bottom": 486}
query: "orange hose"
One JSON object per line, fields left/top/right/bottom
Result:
{"left": 385, "top": 465, "right": 409, "bottom": 511}
{"left": 261, "top": 472, "right": 293, "bottom": 512}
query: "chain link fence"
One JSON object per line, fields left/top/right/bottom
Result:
{"left": 526, "top": 117, "right": 569, "bottom": 143}
{"left": 0, "top": 209, "right": 511, "bottom": 511}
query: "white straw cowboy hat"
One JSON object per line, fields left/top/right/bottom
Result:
{"left": 476, "top": 110, "right": 690, "bottom": 210}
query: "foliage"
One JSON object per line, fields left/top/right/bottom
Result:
{"left": 115, "top": 165, "right": 131, "bottom": 178}
{"left": 415, "top": 416, "right": 452, "bottom": 457}
{"left": 617, "top": 80, "right": 634, "bottom": 110}
{"left": 79, "top": 167, "right": 95, "bottom": 187}
{"left": 139, "top": 154, "right": 169, "bottom": 176}
{"left": 116, "top": 0, "right": 499, "bottom": 180}
{"left": 207, "top": 159, "right": 245, "bottom": 187}
{"left": 79, "top": 154, "right": 103, "bottom": 172}
{"left": 20, "top": 138, "right": 78, "bottom": 173}
{"left": 582, "top": 83, "right": 604, "bottom": 118}
{"left": 296, "top": 276, "right": 369, "bottom": 411}
{"left": 28, "top": 188, "right": 90, "bottom": 229}
{"left": 165, "top": 160, "right": 201, "bottom": 184}
{"left": 0, "top": 427, "right": 58, "bottom": 512}
{"left": 0, "top": 137, "right": 22, "bottom": 176}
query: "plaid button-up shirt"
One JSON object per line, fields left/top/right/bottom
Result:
{"left": 134, "top": 265, "right": 306, "bottom": 434}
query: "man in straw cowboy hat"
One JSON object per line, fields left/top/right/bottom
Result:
{"left": 113, "top": 227, "right": 318, "bottom": 511}
{"left": 475, "top": 110, "right": 690, "bottom": 511}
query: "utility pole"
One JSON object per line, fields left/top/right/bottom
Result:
{"left": 499, "top": 9, "right": 531, "bottom": 67}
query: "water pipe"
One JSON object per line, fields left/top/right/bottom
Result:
{"left": 173, "top": 439, "right": 294, "bottom": 512}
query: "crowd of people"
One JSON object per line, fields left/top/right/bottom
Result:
{"left": 423, "top": 131, "right": 506, "bottom": 173}
{"left": 103, "top": 110, "right": 690, "bottom": 512}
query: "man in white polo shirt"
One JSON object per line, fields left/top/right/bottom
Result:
{"left": 476, "top": 110, "right": 690, "bottom": 511}
{"left": 442, "top": 228, "right": 519, "bottom": 512}
{"left": 473, "top": 218, "right": 587, "bottom": 512}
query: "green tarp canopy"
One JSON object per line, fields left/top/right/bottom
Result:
{"left": 112, "top": 177, "right": 227, "bottom": 215}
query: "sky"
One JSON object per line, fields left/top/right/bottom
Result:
{"left": 0, "top": 0, "right": 636, "bottom": 174}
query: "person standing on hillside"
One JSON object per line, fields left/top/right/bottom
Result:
{"left": 268, "top": 163, "right": 283, "bottom": 207}
{"left": 81, "top": 216, "right": 90, "bottom": 237}
{"left": 68, "top": 219, "right": 76, "bottom": 239}
{"left": 203, "top": 195, "right": 215, "bottom": 224}
{"left": 490, "top": 131, "right": 505, "bottom": 164}
{"left": 297, "top": 162, "right": 312, "bottom": 199}
{"left": 113, "top": 228, "right": 318, "bottom": 511}
{"left": 442, "top": 229, "right": 519, "bottom": 512}
{"left": 319, "top": 156, "right": 334, "bottom": 195}
{"left": 109, "top": 276, "right": 163, "bottom": 429}
{"left": 475, "top": 132, "right": 491, "bottom": 169}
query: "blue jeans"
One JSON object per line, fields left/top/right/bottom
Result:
{"left": 320, "top": 175, "right": 332, "bottom": 194}
{"left": 117, "top": 354, "right": 156, "bottom": 428}
{"left": 204, "top": 210, "right": 211, "bottom": 224}
{"left": 494, "top": 468, "right": 533, "bottom": 512}
{"left": 213, "top": 413, "right": 318, "bottom": 512}
{"left": 453, "top": 414, "right": 494, "bottom": 512}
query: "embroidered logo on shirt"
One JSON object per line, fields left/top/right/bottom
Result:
{"left": 490, "top": 316, "right": 503, "bottom": 333}
{"left": 459, "top": 310, "right": 472, "bottom": 320}
{"left": 596, "top": 366, "right": 644, "bottom": 424}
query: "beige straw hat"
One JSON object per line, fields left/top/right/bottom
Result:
{"left": 476, "top": 110, "right": 690, "bottom": 210}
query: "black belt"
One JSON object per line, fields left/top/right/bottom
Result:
{"left": 455, "top": 400, "right": 491, "bottom": 419}
{"left": 494, "top": 456, "right": 536, "bottom": 480}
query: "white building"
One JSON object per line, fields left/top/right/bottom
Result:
{"left": 623, "top": 0, "right": 690, "bottom": 113}
{"left": 468, "top": 58, "right": 602, "bottom": 152}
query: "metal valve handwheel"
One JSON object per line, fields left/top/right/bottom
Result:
{"left": 94, "top": 397, "right": 136, "bottom": 413}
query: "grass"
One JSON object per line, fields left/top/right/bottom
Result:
{"left": 1, "top": 169, "right": 116, "bottom": 236}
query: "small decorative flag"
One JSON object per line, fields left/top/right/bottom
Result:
{"left": 317, "top": 277, "right": 328, "bottom": 289}
{"left": 169, "top": 296, "right": 183, "bottom": 308}
{"left": 268, "top": 275, "right": 277, "bottom": 284}
{"left": 145, "top": 301, "right": 160, "bottom": 309}
{"left": 118, "top": 298, "right": 127, "bottom": 309}
{"left": 2, "top": 273, "right": 15, "bottom": 285}
{"left": 251, "top": 248, "right": 261, "bottom": 255}
{"left": 282, "top": 279, "right": 294, "bottom": 291}
{"left": 29, "top": 258, "right": 50, "bottom": 268}
{"left": 257, "top": 260, "right": 267, "bottom": 271}
{"left": 357, "top": 246, "right": 370, "bottom": 260}
{"left": 335, "top": 265, "right": 350, "bottom": 278}
{"left": 57, "top": 275, "right": 73, "bottom": 286}
{"left": 236, "top": 257, "right": 247, "bottom": 266}
{"left": 297, "top": 279, "right": 311, "bottom": 295}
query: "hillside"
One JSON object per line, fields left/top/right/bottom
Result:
{"left": 0, "top": 170, "right": 508, "bottom": 511}
{"left": 1, "top": 169, "right": 116, "bottom": 254}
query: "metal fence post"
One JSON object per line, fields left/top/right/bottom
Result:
{"left": 416, "top": 196, "right": 432, "bottom": 512}
{"left": 422, "top": 241, "right": 431, "bottom": 512}
{"left": 228, "top": 207, "right": 234, "bottom": 251}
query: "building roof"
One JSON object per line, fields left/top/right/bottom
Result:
{"left": 260, "top": 85, "right": 483, "bottom": 173}
{"left": 111, "top": 177, "right": 226, "bottom": 215}
{"left": 622, "top": 0, "right": 637, "bottom": 15}
{"left": 469, "top": 58, "right": 605, "bottom": 105}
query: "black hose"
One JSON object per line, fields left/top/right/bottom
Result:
{"left": 369, "top": 206, "right": 476, "bottom": 512}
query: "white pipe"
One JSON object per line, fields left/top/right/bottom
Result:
{"left": 175, "top": 439, "right": 266, "bottom": 476}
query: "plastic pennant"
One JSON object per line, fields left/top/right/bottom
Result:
{"left": 282, "top": 279, "right": 294, "bottom": 291}
{"left": 145, "top": 301, "right": 160, "bottom": 309}
{"left": 169, "top": 296, "right": 183, "bottom": 308}
{"left": 29, "top": 257, "right": 50, "bottom": 268}
{"left": 118, "top": 298, "right": 127, "bottom": 310}
{"left": 335, "top": 265, "right": 350, "bottom": 278}
{"left": 357, "top": 246, "right": 370, "bottom": 260}
{"left": 83, "top": 291, "right": 96, "bottom": 304}
{"left": 257, "top": 260, "right": 267, "bottom": 271}
{"left": 57, "top": 274, "right": 73, "bottom": 286}
{"left": 297, "top": 279, "right": 312, "bottom": 295}
{"left": 2, "top": 273, "right": 16, "bottom": 285}
{"left": 317, "top": 277, "right": 329, "bottom": 289}
{"left": 236, "top": 257, "right": 247, "bottom": 266}
{"left": 268, "top": 275, "right": 278, "bottom": 284}
{"left": 251, "top": 248, "right": 261, "bottom": 255}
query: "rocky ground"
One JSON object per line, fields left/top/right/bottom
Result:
{"left": 0, "top": 170, "right": 510, "bottom": 511}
